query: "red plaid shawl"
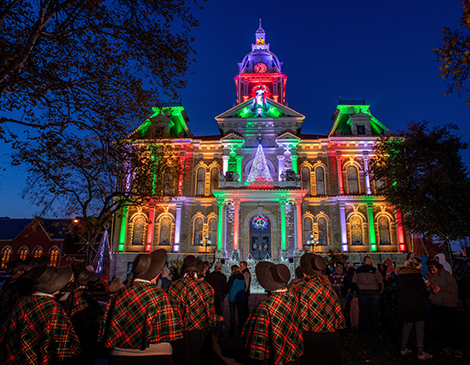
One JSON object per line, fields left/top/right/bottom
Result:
{"left": 292, "top": 280, "right": 346, "bottom": 332}
{"left": 167, "top": 277, "right": 219, "bottom": 331}
{"left": 64, "top": 287, "right": 89, "bottom": 318}
{"left": 242, "top": 291, "right": 304, "bottom": 365}
{"left": 0, "top": 295, "right": 80, "bottom": 364}
{"left": 98, "top": 280, "right": 183, "bottom": 349}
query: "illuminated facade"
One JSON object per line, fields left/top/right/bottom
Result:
{"left": 110, "top": 22, "right": 410, "bottom": 278}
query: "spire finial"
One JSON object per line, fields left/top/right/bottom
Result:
{"left": 259, "top": 17, "right": 262, "bottom": 29}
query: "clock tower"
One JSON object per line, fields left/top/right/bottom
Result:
{"left": 235, "top": 19, "right": 287, "bottom": 105}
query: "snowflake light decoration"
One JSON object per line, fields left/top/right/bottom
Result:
{"left": 251, "top": 214, "right": 269, "bottom": 229}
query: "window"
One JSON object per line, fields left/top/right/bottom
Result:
{"left": 210, "top": 167, "right": 219, "bottom": 191}
{"left": 33, "top": 247, "right": 43, "bottom": 258}
{"left": 303, "top": 217, "right": 313, "bottom": 244}
{"left": 301, "top": 167, "right": 310, "bottom": 193}
{"left": 318, "top": 217, "right": 327, "bottom": 245}
{"left": 378, "top": 216, "right": 391, "bottom": 244}
{"left": 193, "top": 217, "right": 203, "bottom": 245}
{"left": 208, "top": 217, "right": 217, "bottom": 246}
{"left": 132, "top": 216, "right": 145, "bottom": 245}
{"left": 163, "top": 174, "right": 174, "bottom": 196}
{"left": 357, "top": 125, "right": 366, "bottom": 135}
{"left": 350, "top": 216, "right": 363, "bottom": 245}
{"left": 315, "top": 167, "right": 325, "bottom": 195}
{"left": 1, "top": 248, "right": 11, "bottom": 268}
{"left": 196, "top": 167, "right": 205, "bottom": 196}
{"left": 347, "top": 165, "right": 359, "bottom": 194}
{"left": 18, "top": 247, "right": 28, "bottom": 261}
{"left": 159, "top": 216, "right": 172, "bottom": 245}
{"left": 50, "top": 248, "right": 59, "bottom": 266}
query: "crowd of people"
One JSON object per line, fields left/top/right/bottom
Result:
{"left": 0, "top": 250, "right": 468, "bottom": 364}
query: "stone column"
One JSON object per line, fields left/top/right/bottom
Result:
{"left": 173, "top": 201, "right": 182, "bottom": 252}
{"left": 233, "top": 200, "right": 240, "bottom": 251}
{"left": 336, "top": 153, "right": 344, "bottom": 195}
{"left": 236, "top": 156, "right": 243, "bottom": 181}
{"left": 291, "top": 151, "right": 298, "bottom": 174}
{"left": 146, "top": 205, "right": 155, "bottom": 252}
{"left": 294, "top": 200, "right": 303, "bottom": 252}
{"left": 339, "top": 203, "right": 347, "bottom": 246}
{"left": 118, "top": 206, "right": 128, "bottom": 251}
{"left": 363, "top": 152, "right": 372, "bottom": 195}
{"left": 279, "top": 199, "right": 287, "bottom": 251}
{"left": 367, "top": 203, "right": 376, "bottom": 250}
{"left": 277, "top": 155, "right": 285, "bottom": 180}
{"left": 222, "top": 155, "right": 229, "bottom": 174}
{"left": 217, "top": 200, "right": 224, "bottom": 252}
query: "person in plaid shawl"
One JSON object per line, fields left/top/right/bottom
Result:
{"left": 0, "top": 265, "right": 81, "bottom": 364}
{"left": 64, "top": 268, "right": 102, "bottom": 365}
{"left": 98, "top": 249, "right": 183, "bottom": 365}
{"left": 168, "top": 255, "right": 219, "bottom": 365}
{"left": 242, "top": 261, "right": 303, "bottom": 365}
{"left": 292, "top": 253, "right": 346, "bottom": 365}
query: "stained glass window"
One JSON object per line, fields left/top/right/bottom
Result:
{"left": 19, "top": 247, "right": 28, "bottom": 261}
{"left": 350, "top": 216, "right": 363, "bottom": 245}
{"left": 33, "top": 247, "right": 43, "bottom": 258}
{"left": 379, "top": 216, "right": 391, "bottom": 244}
{"left": 132, "top": 216, "right": 145, "bottom": 245}
{"left": 50, "top": 248, "right": 59, "bottom": 266}
{"left": 159, "top": 216, "right": 172, "bottom": 245}
{"left": 251, "top": 214, "right": 269, "bottom": 230}
{"left": 347, "top": 166, "right": 359, "bottom": 194}
{"left": 1, "top": 248, "right": 11, "bottom": 268}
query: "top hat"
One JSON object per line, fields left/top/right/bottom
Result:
{"left": 30, "top": 265, "right": 73, "bottom": 294}
{"left": 75, "top": 268, "right": 99, "bottom": 286}
{"left": 255, "top": 261, "right": 290, "bottom": 292}
{"left": 300, "top": 253, "right": 327, "bottom": 276}
{"left": 132, "top": 249, "right": 166, "bottom": 280}
{"left": 182, "top": 255, "right": 204, "bottom": 274}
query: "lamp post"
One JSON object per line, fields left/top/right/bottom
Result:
{"left": 306, "top": 234, "right": 319, "bottom": 253}
{"left": 200, "top": 234, "right": 212, "bottom": 262}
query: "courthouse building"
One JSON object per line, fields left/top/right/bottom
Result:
{"left": 110, "top": 22, "right": 410, "bottom": 279}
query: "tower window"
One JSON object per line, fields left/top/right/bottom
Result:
{"left": 357, "top": 125, "right": 366, "bottom": 135}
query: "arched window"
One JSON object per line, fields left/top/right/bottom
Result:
{"left": 193, "top": 217, "right": 203, "bottom": 245}
{"left": 50, "top": 248, "right": 59, "bottom": 266}
{"left": 347, "top": 165, "right": 359, "bottom": 194}
{"left": 315, "top": 166, "right": 325, "bottom": 195}
{"left": 33, "top": 247, "right": 43, "bottom": 258}
{"left": 196, "top": 167, "right": 206, "bottom": 196}
{"left": 159, "top": 216, "right": 172, "bottom": 245}
{"left": 208, "top": 217, "right": 217, "bottom": 246}
{"left": 318, "top": 217, "right": 328, "bottom": 245}
{"left": 350, "top": 216, "right": 363, "bottom": 245}
{"left": 163, "top": 173, "right": 174, "bottom": 196}
{"left": 303, "top": 217, "right": 313, "bottom": 244}
{"left": 1, "top": 248, "right": 11, "bottom": 268}
{"left": 210, "top": 167, "right": 219, "bottom": 191}
{"left": 132, "top": 216, "right": 145, "bottom": 245}
{"left": 18, "top": 247, "right": 28, "bottom": 261}
{"left": 378, "top": 216, "right": 391, "bottom": 244}
{"left": 301, "top": 167, "right": 310, "bottom": 193}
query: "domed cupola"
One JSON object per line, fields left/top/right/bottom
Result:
{"left": 235, "top": 19, "right": 287, "bottom": 105}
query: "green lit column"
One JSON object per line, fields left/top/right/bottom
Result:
{"left": 119, "top": 206, "right": 128, "bottom": 252}
{"left": 236, "top": 156, "right": 243, "bottom": 181}
{"left": 217, "top": 200, "right": 224, "bottom": 252}
{"left": 291, "top": 153, "right": 298, "bottom": 174}
{"left": 279, "top": 199, "right": 287, "bottom": 251}
{"left": 367, "top": 203, "right": 377, "bottom": 251}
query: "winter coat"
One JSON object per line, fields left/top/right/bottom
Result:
{"left": 426, "top": 268, "right": 458, "bottom": 307}
{"left": 227, "top": 273, "right": 245, "bottom": 302}
{"left": 396, "top": 266, "right": 427, "bottom": 322}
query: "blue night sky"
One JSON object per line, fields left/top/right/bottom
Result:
{"left": 1, "top": 0, "right": 469, "bottom": 218}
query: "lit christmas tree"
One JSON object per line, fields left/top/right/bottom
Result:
{"left": 92, "top": 229, "right": 112, "bottom": 276}
{"left": 247, "top": 144, "right": 273, "bottom": 182}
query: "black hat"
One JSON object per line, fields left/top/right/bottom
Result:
{"left": 182, "top": 255, "right": 204, "bottom": 274}
{"left": 75, "top": 268, "right": 99, "bottom": 286}
{"left": 132, "top": 249, "right": 166, "bottom": 280}
{"left": 294, "top": 266, "right": 304, "bottom": 279}
{"left": 255, "top": 261, "right": 290, "bottom": 291}
{"left": 300, "top": 253, "right": 327, "bottom": 276}
{"left": 30, "top": 265, "right": 73, "bottom": 294}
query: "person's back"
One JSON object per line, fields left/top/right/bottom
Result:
{"left": 228, "top": 272, "right": 245, "bottom": 302}
{"left": 205, "top": 266, "right": 227, "bottom": 303}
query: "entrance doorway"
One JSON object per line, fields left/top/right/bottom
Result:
{"left": 250, "top": 214, "right": 271, "bottom": 260}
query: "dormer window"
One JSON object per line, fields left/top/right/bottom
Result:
{"left": 357, "top": 125, "right": 366, "bottom": 135}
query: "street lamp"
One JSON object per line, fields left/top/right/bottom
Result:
{"left": 200, "top": 234, "right": 212, "bottom": 262}
{"left": 306, "top": 234, "right": 319, "bottom": 252}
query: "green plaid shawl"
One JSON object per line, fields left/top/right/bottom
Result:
{"left": 168, "top": 277, "right": 219, "bottom": 331}
{"left": 242, "top": 291, "right": 303, "bottom": 365}
{"left": 292, "top": 280, "right": 346, "bottom": 332}
{"left": 98, "top": 280, "right": 183, "bottom": 349}
{"left": 0, "top": 295, "right": 81, "bottom": 364}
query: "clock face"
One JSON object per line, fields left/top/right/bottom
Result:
{"left": 253, "top": 62, "right": 267, "bottom": 73}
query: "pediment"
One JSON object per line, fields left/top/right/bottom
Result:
{"left": 276, "top": 132, "right": 300, "bottom": 141}
{"left": 215, "top": 97, "right": 305, "bottom": 120}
